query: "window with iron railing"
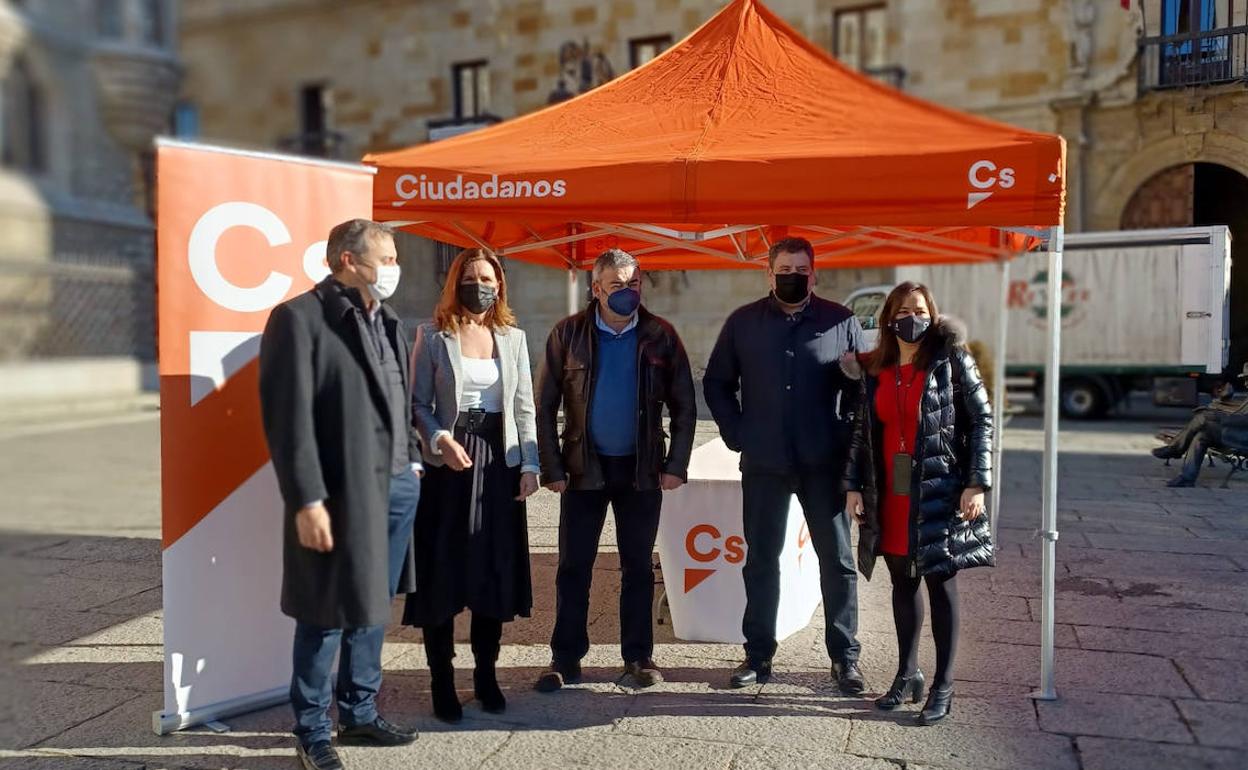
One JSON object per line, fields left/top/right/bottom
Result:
{"left": 1140, "top": 0, "right": 1248, "bottom": 89}
{"left": 833, "top": 5, "right": 906, "bottom": 89}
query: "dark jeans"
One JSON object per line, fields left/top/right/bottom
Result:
{"left": 291, "top": 470, "right": 419, "bottom": 747}
{"left": 551, "top": 455, "right": 663, "bottom": 665}
{"left": 741, "top": 471, "right": 859, "bottom": 664}
{"left": 1179, "top": 419, "right": 1226, "bottom": 482}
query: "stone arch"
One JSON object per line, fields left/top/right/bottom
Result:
{"left": 1089, "top": 132, "right": 1248, "bottom": 231}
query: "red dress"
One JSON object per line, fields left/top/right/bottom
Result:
{"left": 875, "top": 363, "right": 925, "bottom": 556}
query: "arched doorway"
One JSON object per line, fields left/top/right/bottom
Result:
{"left": 1121, "top": 162, "right": 1248, "bottom": 381}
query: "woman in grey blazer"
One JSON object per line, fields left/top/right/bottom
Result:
{"left": 402, "top": 248, "right": 539, "bottom": 723}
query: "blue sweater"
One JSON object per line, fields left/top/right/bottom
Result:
{"left": 590, "top": 324, "right": 639, "bottom": 457}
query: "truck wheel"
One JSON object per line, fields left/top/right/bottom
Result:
{"left": 1060, "top": 377, "right": 1108, "bottom": 420}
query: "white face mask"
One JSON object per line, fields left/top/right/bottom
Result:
{"left": 366, "top": 264, "right": 401, "bottom": 302}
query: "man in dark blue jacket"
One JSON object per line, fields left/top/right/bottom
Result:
{"left": 703, "top": 237, "right": 867, "bottom": 693}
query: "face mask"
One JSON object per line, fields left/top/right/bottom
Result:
{"left": 458, "top": 282, "right": 498, "bottom": 315}
{"left": 773, "top": 273, "right": 810, "bottom": 304}
{"left": 366, "top": 264, "right": 401, "bottom": 302}
{"left": 605, "top": 287, "right": 641, "bottom": 317}
{"left": 891, "top": 314, "right": 931, "bottom": 344}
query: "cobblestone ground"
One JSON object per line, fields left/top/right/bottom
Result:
{"left": 1, "top": 402, "right": 1245, "bottom": 769}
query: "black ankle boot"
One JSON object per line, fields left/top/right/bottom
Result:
{"left": 875, "top": 670, "right": 925, "bottom": 711}
{"left": 423, "top": 623, "right": 462, "bottom": 723}
{"left": 918, "top": 685, "right": 953, "bottom": 725}
{"left": 474, "top": 665, "right": 506, "bottom": 713}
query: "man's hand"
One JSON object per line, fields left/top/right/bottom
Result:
{"left": 516, "top": 472, "right": 539, "bottom": 501}
{"left": 543, "top": 480, "right": 568, "bottom": 494}
{"left": 295, "top": 502, "right": 334, "bottom": 553}
{"left": 845, "top": 491, "right": 866, "bottom": 524}
{"left": 438, "top": 434, "right": 474, "bottom": 471}
{"left": 660, "top": 473, "right": 685, "bottom": 491}
{"left": 959, "top": 486, "right": 986, "bottom": 522}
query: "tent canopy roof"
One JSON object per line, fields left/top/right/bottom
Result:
{"left": 365, "top": 0, "right": 1065, "bottom": 270}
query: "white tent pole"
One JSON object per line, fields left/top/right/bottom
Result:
{"left": 567, "top": 266, "right": 581, "bottom": 316}
{"left": 1035, "top": 225, "right": 1063, "bottom": 702}
{"left": 990, "top": 257, "right": 1010, "bottom": 543}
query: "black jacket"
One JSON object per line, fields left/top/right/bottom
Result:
{"left": 842, "top": 317, "right": 994, "bottom": 580}
{"left": 536, "top": 302, "right": 697, "bottom": 491}
{"left": 703, "top": 294, "right": 864, "bottom": 474}
{"left": 258, "top": 277, "right": 419, "bottom": 628}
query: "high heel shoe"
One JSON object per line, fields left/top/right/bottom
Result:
{"left": 917, "top": 685, "right": 954, "bottom": 725}
{"left": 874, "top": 670, "right": 925, "bottom": 711}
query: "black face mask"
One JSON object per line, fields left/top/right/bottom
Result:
{"left": 891, "top": 314, "right": 932, "bottom": 344}
{"left": 458, "top": 282, "right": 497, "bottom": 315}
{"left": 773, "top": 273, "right": 810, "bottom": 304}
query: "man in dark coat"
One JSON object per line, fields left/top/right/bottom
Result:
{"left": 533, "top": 248, "right": 697, "bottom": 692}
{"left": 703, "top": 237, "right": 867, "bottom": 694}
{"left": 259, "top": 219, "right": 420, "bottom": 770}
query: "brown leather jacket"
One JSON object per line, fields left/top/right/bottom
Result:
{"left": 537, "top": 303, "right": 696, "bottom": 491}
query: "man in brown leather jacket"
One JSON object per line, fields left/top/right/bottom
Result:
{"left": 534, "top": 248, "right": 696, "bottom": 692}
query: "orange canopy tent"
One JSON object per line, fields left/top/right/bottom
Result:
{"left": 366, "top": 0, "right": 1066, "bottom": 701}
{"left": 365, "top": 0, "right": 1064, "bottom": 271}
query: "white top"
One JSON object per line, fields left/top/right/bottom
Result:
{"left": 460, "top": 356, "right": 503, "bottom": 412}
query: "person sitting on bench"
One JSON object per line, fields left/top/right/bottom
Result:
{"left": 1153, "top": 368, "right": 1248, "bottom": 488}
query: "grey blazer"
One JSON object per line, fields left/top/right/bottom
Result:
{"left": 410, "top": 322, "right": 540, "bottom": 473}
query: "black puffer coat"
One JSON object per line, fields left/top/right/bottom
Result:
{"left": 842, "top": 317, "right": 995, "bottom": 580}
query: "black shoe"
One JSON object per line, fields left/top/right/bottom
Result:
{"left": 874, "top": 670, "right": 925, "bottom": 711}
{"left": 1152, "top": 446, "right": 1182, "bottom": 460}
{"left": 623, "top": 659, "right": 664, "bottom": 688}
{"left": 534, "top": 660, "right": 582, "bottom": 693}
{"left": 730, "top": 660, "right": 772, "bottom": 688}
{"left": 337, "top": 716, "right": 418, "bottom": 747}
{"left": 474, "top": 666, "right": 506, "bottom": 713}
{"left": 918, "top": 685, "right": 954, "bottom": 725}
{"left": 832, "top": 659, "right": 866, "bottom": 695}
{"left": 1166, "top": 476, "right": 1196, "bottom": 488}
{"left": 429, "top": 666, "right": 463, "bottom": 723}
{"left": 296, "top": 741, "right": 343, "bottom": 770}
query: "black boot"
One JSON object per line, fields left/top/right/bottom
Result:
{"left": 471, "top": 615, "right": 506, "bottom": 714}
{"left": 423, "top": 621, "right": 462, "bottom": 723}
{"left": 875, "top": 670, "right": 925, "bottom": 711}
{"left": 917, "top": 685, "right": 954, "bottom": 725}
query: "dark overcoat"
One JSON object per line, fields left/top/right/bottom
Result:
{"left": 258, "top": 277, "right": 419, "bottom": 629}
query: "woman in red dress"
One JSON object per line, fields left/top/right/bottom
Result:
{"left": 843, "top": 282, "right": 994, "bottom": 725}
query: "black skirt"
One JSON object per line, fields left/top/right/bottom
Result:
{"left": 402, "top": 410, "right": 533, "bottom": 627}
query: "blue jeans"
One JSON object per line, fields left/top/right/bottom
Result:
{"left": 291, "top": 470, "right": 420, "bottom": 747}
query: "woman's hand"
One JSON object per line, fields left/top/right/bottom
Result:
{"left": 960, "top": 486, "right": 986, "bottom": 521}
{"left": 437, "top": 434, "right": 473, "bottom": 471}
{"left": 845, "top": 491, "right": 866, "bottom": 524}
{"left": 516, "top": 472, "right": 539, "bottom": 501}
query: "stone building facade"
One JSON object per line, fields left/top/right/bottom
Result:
{"left": 0, "top": 0, "right": 181, "bottom": 361}
{"left": 178, "top": 0, "right": 1248, "bottom": 377}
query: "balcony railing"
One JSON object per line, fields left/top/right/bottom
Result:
{"left": 1139, "top": 25, "right": 1248, "bottom": 90}
{"left": 864, "top": 65, "right": 907, "bottom": 90}
{"left": 276, "top": 130, "right": 347, "bottom": 159}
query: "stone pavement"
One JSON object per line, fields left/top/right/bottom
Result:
{"left": 1, "top": 404, "right": 1245, "bottom": 769}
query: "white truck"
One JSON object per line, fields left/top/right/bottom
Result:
{"left": 845, "top": 226, "right": 1233, "bottom": 419}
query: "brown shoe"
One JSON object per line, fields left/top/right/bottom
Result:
{"left": 623, "top": 659, "right": 664, "bottom": 688}
{"left": 534, "top": 660, "right": 582, "bottom": 692}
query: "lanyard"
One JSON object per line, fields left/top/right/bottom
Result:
{"left": 894, "top": 363, "right": 917, "bottom": 453}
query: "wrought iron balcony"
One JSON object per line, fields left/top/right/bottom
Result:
{"left": 276, "top": 130, "right": 347, "bottom": 159}
{"left": 1139, "top": 25, "right": 1248, "bottom": 90}
{"left": 863, "top": 65, "right": 906, "bottom": 90}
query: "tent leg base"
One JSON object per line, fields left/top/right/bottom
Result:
{"left": 1029, "top": 688, "right": 1059, "bottom": 702}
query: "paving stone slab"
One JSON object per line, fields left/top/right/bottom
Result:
{"left": 477, "top": 731, "right": 740, "bottom": 770}
{"left": 729, "top": 746, "right": 897, "bottom": 770}
{"left": 1077, "top": 736, "right": 1246, "bottom": 770}
{"left": 1035, "top": 690, "right": 1191, "bottom": 742}
{"left": 960, "top": 643, "right": 1193, "bottom": 697}
{"left": 617, "top": 698, "right": 852, "bottom": 753}
{"left": 846, "top": 720, "right": 1078, "bottom": 770}
{"left": 4, "top": 678, "right": 143, "bottom": 750}
{"left": 1082, "top": 533, "right": 1248, "bottom": 558}
{"left": 1030, "top": 595, "right": 1248, "bottom": 637}
{"left": 1173, "top": 656, "right": 1248, "bottom": 702}
{"left": 1073, "top": 626, "right": 1245, "bottom": 662}
{"left": 1175, "top": 699, "right": 1248, "bottom": 749}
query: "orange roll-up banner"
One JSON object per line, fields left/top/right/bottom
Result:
{"left": 154, "top": 141, "right": 374, "bottom": 734}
